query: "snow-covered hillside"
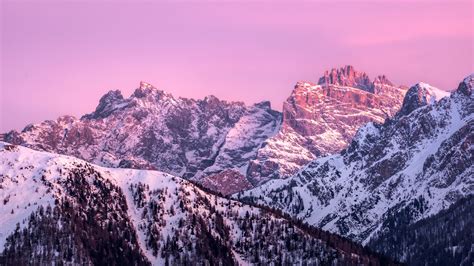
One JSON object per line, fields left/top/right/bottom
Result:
{"left": 0, "top": 142, "right": 392, "bottom": 265}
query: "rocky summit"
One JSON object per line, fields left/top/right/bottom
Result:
{"left": 247, "top": 65, "right": 407, "bottom": 184}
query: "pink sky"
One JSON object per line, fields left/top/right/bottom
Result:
{"left": 1, "top": 1, "right": 473, "bottom": 132}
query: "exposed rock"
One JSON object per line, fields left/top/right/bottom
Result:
{"left": 248, "top": 66, "right": 407, "bottom": 184}
{"left": 240, "top": 75, "right": 470, "bottom": 251}
{"left": 1, "top": 66, "right": 416, "bottom": 193}
{"left": 397, "top": 82, "right": 450, "bottom": 117}
{"left": 1, "top": 82, "right": 280, "bottom": 194}
{"left": 83, "top": 90, "right": 124, "bottom": 119}
{"left": 200, "top": 169, "right": 254, "bottom": 196}
{"left": 318, "top": 65, "right": 373, "bottom": 92}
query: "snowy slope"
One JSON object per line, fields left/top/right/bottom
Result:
{"left": 239, "top": 75, "right": 473, "bottom": 247}
{"left": 0, "top": 142, "right": 392, "bottom": 265}
{"left": 417, "top": 82, "right": 451, "bottom": 103}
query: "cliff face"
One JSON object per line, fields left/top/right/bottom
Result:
{"left": 248, "top": 66, "right": 407, "bottom": 184}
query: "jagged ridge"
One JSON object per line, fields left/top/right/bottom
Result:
{"left": 2, "top": 82, "right": 281, "bottom": 195}
{"left": 248, "top": 65, "right": 408, "bottom": 184}
{"left": 2, "top": 66, "right": 409, "bottom": 194}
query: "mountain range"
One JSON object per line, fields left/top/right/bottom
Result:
{"left": 1, "top": 66, "right": 472, "bottom": 265}
{"left": 2, "top": 66, "right": 406, "bottom": 195}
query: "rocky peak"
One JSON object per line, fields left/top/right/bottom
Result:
{"left": 293, "top": 81, "right": 319, "bottom": 91}
{"left": 139, "top": 81, "right": 153, "bottom": 89}
{"left": 83, "top": 90, "right": 124, "bottom": 119}
{"left": 57, "top": 115, "right": 77, "bottom": 124}
{"left": 253, "top": 101, "right": 272, "bottom": 110}
{"left": 203, "top": 95, "right": 221, "bottom": 104}
{"left": 397, "top": 82, "right": 449, "bottom": 117}
{"left": 100, "top": 90, "right": 124, "bottom": 106}
{"left": 456, "top": 74, "right": 474, "bottom": 97}
{"left": 318, "top": 65, "right": 373, "bottom": 92}
{"left": 132, "top": 81, "right": 165, "bottom": 99}
{"left": 247, "top": 68, "right": 407, "bottom": 184}
{"left": 197, "top": 96, "right": 246, "bottom": 121}
{"left": 373, "top": 75, "right": 393, "bottom": 87}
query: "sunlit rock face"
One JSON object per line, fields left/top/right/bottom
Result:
{"left": 248, "top": 65, "right": 408, "bottom": 184}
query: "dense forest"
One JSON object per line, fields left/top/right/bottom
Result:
{"left": 369, "top": 195, "right": 474, "bottom": 265}
{"left": 1, "top": 165, "right": 148, "bottom": 265}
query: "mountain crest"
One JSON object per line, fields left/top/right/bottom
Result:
{"left": 83, "top": 90, "right": 124, "bottom": 119}
{"left": 373, "top": 75, "right": 393, "bottom": 86}
{"left": 397, "top": 82, "right": 450, "bottom": 117}
{"left": 132, "top": 81, "right": 165, "bottom": 98}
{"left": 203, "top": 94, "right": 221, "bottom": 104}
{"left": 253, "top": 100, "right": 272, "bottom": 110}
{"left": 247, "top": 67, "right": 407, "bottom": 184}
{"left": 139, "top": 81, "right": 154, "bottom": 89}
{"left": 456, "top": 74, "right": 473, "bottom": 96}
{"left": 318, "top": 65, "right": 373, "bottom": 92}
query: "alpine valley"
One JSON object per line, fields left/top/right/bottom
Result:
{"left": 1, "top": 66, "right": 473, "bottom": 265}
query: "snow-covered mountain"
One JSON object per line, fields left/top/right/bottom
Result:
{"left": 1, "top": 66, "right": 407, "bottom": 195}
{"left": 2, "top": 82, "right": 281, "bottom": 195}
{"left": 248, "top": 66, "right": 407, "bottom": 184}
{"left": 0, "top": 142, "right": 393, "bottom": 265}
{"left": 238, "top": 75, "right": 473, "bottom": 263}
